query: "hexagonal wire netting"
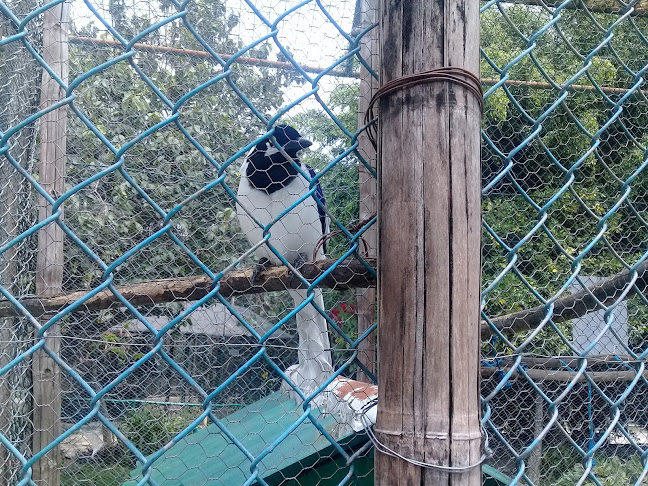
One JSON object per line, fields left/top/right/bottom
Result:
{"left": 0, "top": 0, "right": 647, "bottom": 485}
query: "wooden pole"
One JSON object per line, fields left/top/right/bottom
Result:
{"left": 32, "top": 3, "right": 70, "bottom": 485}
{"left": 375, "top": 0, "right": 482, "bottom": 484}
{"left": 0, "top": 258, "right": 376, "bottom": 319}
{"left": 527, "top": 388, "right": 544, "bottom": 484}
{"left": 356, "top": 0, "right": 379, "bottom": 384}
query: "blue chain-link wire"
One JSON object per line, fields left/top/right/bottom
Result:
{"left": 481, "top": 0, "right": 648, "bottom": 484}
{"left": 2, "top": 0, "right": 648, "bottom": 485}
{"left": 0, "top": 1, "right": 378, "bottom": 484}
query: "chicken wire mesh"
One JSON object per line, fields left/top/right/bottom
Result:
{"left": 480, "top": 1, "right": 648, "bottom": 485}
{"left": 1, "top": 0, "right": 648, "bottom": 485}
{"left": 1, "top": 0, "right": 378, "bottom": 484}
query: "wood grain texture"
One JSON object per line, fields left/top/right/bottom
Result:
{"left": 481, "top": 259, "right": 648, "bottom": 339}
{"left": 481, "top": 366, "right": 648, "bottom": 382}
{"left": 0, "top": 258, "right": 377, "bottom": 318}
{"left": 356, "top": 0, "right": 379, "bottom": 384}
{"left": 3, "top": 254, "right": 643, "bottom": 335}
{"left": 32, "top": 3, "right": 70, "bottom": 484}
{"left": 375, "top": 1, "right": 482, "bottom": 484}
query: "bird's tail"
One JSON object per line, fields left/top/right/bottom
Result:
{"left": 283, "top": 289, "right": 333, "bottom": 399}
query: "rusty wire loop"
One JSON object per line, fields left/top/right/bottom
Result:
{"left": 313, "top": 214, "right": 376, "bottom": 262}
{"left": 364, "top": 66, "right": 484, "bottom": 149}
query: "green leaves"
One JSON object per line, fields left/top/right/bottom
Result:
{"left": 65, "top": 0, "right": 290, "bottom": 288}
{"left": 481, "top": 5, "right": 648, "bottom": 355}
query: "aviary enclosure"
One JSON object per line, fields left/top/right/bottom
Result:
{"left": 0, "top": 0, "right": 647, "bottom": 485}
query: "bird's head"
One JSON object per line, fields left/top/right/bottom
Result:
{"left": 255, "top": 124, "right": 312, "bottom": 158}
{"left": 245, "top": 125, "right": 313, "bottom": 193}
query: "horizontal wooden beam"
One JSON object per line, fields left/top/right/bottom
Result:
{"left": 0, "top": 258, "right": 376, "bottom": 319}
{"left": 485, "top": 354, "right": 636, "bottom": 368}
{"left": 68, "top": 36, "right": 354, "bottom": 78}
{"left": 69, "top": 37, "right": 647, "bottom": 97}
{"left": 2, "top": 255, "right": 646, "bottom": 340}
{"left": 482, "top": 259, "right": 648, "bottom": 339}
{"left": 482, "top": 365, "right": 647, "bottom": 382}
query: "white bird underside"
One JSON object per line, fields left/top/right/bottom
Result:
{"left": 236, "top": 160, "right": 327, "bottom": 265}
{"left": 236, "top": 159, "right": 332, "bottom": 401}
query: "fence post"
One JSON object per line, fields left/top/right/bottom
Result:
{"left": 375, "top": 0, "right": 482, "bottom": 485}
{"left": 32, "top": 3, "right": 70, "bottom": 485}
{"left": 356, "top": 0, "right": 378, "bottom": 383}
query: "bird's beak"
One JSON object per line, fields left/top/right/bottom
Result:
{"left": 283, "top": 137, "right": 313, "bottom": 152}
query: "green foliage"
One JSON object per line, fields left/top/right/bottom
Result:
{"left": 540, "top": 444, "right": 582, "bottom": 485}
{"left": 119, "top": 404, "right": 199, "bottom": 456}
{"left": 290, "top": 82, "right": 361, "bottom": 257}
{"left": 61, "top": 463, "right": 131, "bottom": 486}
{"left": 552, "top": 455, "right": 648, "bottom": 486}
{"left": 65, "top": 0, "right": 295, "bottom": 289}
{"left": 63, "top": 2, "right": 367, "bottom": 345}
{"left": 480, "top": 6, "right": 648, "bottom": 355}
{"left": 60, "top": 0, "right": 648, "bottom": 366}
{"left": 539, "top": 445, "right": 648, "bottom": 486}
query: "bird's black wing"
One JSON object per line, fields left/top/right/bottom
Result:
{"left": 305, "top": 165, "right": 329, "bottom": 254}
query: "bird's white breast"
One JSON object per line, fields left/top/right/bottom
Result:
{"left": 236, "top": 161, "right": 325, "bottom": 266}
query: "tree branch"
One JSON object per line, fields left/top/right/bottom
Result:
{"left": 0, "top": 258, "right": 376, "bottom": 319}
{"left": 482, "top": 366, "right": 648, "bottom": 382}
{"left": 482, "top": 259, "right": 648, "bottom": 339}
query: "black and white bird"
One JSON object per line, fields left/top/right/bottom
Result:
{"left": 236, "top": 124, "right": 333, "bottom": 398}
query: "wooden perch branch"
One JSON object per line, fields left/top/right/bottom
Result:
{"left": 0, "top": 258, "right": 376, "bottom": 318}
{"left": 482, "top": 366, "right": 648, "bottom": 382}
{"left": 1, "top": 256, "right": 646, "bottom": 339}
{"left": 481, "top": 354, "right": 647, "bottom": 382}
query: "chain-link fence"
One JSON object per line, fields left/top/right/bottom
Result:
{"left": 481, "top": 1, "right": 648, "bottom": 484}
{"left": 1, "top": 0, "right": 647, "bottom": 485}
{"left": 1, "top": 0, "right": 378, "bottom": 484}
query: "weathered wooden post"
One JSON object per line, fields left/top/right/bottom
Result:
{"left": 375, "top": 1, "right": 482, "bottom": 485}
{"left": 356, "top": 0, "right": 378, "bottom": 384}
{"left": 33, "top": 3, "right": 70, "bottom": 485}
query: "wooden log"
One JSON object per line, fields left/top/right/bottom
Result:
{"left": 484, "top": 354, "right": 636, "bottom": 368}
{"left": 32, "top": 3, "right": 70, "bottom": 485}
{"left": 375, "top": 1, "right": 482, "bottom": 484}
{"left": 482, "top": 259, "right": 648, "bottom": 339}
{"left": 2, "top": 253, "right": 646, "bottom": 344}
{"left": 0, "top": 258, "right": 376, "bottom": 319}
{"left": 481, "top": 366, "right": 648, "bottom": 382}
{"left": 68, "top": 36, "right": 353, "bottom": 78}
{"left": 527, "top": 389, "right": 544, "bottom": 484}
{"left": 355, "top": 0, "right": 379, "bottom": 384}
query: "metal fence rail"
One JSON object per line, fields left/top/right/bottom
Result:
{"left": 0, "top": 0, "right": 647, "bottom": 485}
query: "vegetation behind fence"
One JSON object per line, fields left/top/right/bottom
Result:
{"left": 1, "top": 0, "right": 648, "bottom": 485}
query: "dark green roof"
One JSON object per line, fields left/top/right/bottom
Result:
{"left": 124, "top": 391, "right": 510, "bottom": 485}
{"left": 124, "top": 391, "right": 361, "bottom": 485}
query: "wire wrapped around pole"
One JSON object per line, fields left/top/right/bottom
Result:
{"left": 364, "top": 66, "right": 483, "bottom": 149}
